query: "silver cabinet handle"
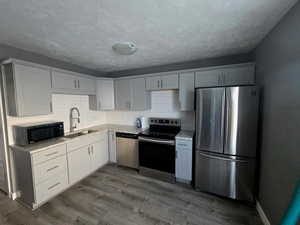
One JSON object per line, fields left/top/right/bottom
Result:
{"left": 88, "top": 146, "right": 90, "bottom": 155}
{"left": 45, "top": 151, "right": 58, "bottom": 157}
{"left": 161, "top": 79, "right": 163, "bottom": 89}
{"left": 48, "top": 182, "right": 60, "bottom": 190}
{"left": 74, "top": 80, "right": 77, "bottom": 88}
{"left": 50, "top": 101, "right": 53, "bottom": 112}
{"left": 77, "top": 80, "right": 80, "bottom": 89}
{"left": 157, "top": 80, "right": 160, "bottom": 88}
{"left": 47, "top": 165, "right": 59, "bottom": 172}
{"left": 91, "top": 145, "right": 94, "bottom": 154}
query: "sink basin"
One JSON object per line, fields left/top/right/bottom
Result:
{"left": 64, "top": 130, "right": 97, "bottom": 139}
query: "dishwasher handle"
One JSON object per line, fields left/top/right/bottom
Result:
{"left": 116, "top": 132, "right": 138, "bottom": 139}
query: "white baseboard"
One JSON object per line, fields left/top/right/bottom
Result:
{"left": 256, "top": 200, "right": 271, "bottom": 225}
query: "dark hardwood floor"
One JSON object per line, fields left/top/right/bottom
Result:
{"left": 0, "top": 164, "right": 262, "bottom": 225}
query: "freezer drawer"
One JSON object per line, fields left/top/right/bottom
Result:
{"left": 195, "top": 151, "right": 255, "bottom": 202}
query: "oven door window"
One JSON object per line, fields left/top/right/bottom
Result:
{"left": 139, "top": 141, "right": 175, "bottom": 174}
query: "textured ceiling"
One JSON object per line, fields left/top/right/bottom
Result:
{"left": 0, "top": 0, "right": 297, "bottom": 73}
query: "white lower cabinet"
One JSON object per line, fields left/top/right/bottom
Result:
{"left": 12, "top": 130, "right": 109, "bottom": 209}
{"left": 175, "top": 138, "right": 193, "bottom": 184}
{"left": 108, "top": 131, "right": 117, "bottom": 163}
{"left": 68, "top": 145, "right": 91, "bottom": 185}
{"left": 90, "top": 133, "right": 109, "bottom": 171}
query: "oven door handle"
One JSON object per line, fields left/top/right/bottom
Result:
{"left": 138, "top": 136, "right": 175, "bottom": 146}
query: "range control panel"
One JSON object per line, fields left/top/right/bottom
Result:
{"left": 149, "top": 118, "right": 181, "bottom": 126}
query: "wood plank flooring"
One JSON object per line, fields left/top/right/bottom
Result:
{"left": 0, "top": 164, "right": 262, "bottom": 225}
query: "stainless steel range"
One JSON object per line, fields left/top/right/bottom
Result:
{"left": 138, "top": 118, "right": 181, "bottom": 183}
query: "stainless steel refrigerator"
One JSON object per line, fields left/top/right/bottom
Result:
{"left": 195, "top": 86, "right": 259, "bottom": 202}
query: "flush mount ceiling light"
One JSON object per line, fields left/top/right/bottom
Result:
{"left": 112, "top": 42, "right": 137, "bottom": 55}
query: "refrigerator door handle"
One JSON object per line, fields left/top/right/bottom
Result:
{"left": 197, "top": 152, "right": 249, "bottom": 163}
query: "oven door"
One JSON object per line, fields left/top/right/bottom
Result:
{"left": 138, "top": 136, "right": 175, "bottom": 174}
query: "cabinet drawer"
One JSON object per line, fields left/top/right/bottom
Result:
{"left": 35, "top": 171, "right": 68, "bottom": 204}
{"left": 176, "top": 140, "right": 192, "bottom": 151}
{"left": 32, "top": 144, "right": 66, "bottom": 165}
{"left": 33, "top": 155, "right": 67, "bottom": 185}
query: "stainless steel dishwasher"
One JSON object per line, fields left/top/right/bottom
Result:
{"left": 116, "top": 132, "right": 139, "bottom": 169}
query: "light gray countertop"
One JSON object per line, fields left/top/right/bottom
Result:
{"left": 176, "top": 130, "right": 194, "bottom": 140}
{"left": 10, "top": 124, "right": 146, "bottom": 153}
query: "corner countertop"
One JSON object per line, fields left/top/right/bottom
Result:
{"left": 10, "top": 124, "right": 146, "bottom": 153}
{"left": 176, "top": 130, "right": 194, "bottom": 140}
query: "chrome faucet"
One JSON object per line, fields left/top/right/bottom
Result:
{"left": 70, "top": 107, "right": 80, "bottom": 132}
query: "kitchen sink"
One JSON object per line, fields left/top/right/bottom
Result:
{"left": 64, "top": 130, "right": 97, "bottom": 139}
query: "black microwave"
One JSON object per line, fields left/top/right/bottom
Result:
{"left": 13, "top": 121, "right": 64, "bottom": 146}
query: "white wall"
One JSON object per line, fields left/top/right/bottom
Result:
{"left": 7, "top": 94, "right": 106, "bottom": 144}
{"left": 106, "top": 90, "right": 195, "bottom": 130}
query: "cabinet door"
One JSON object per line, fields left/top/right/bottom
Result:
{"left": 161, "top": 74, "right": 179, "bottom": 89}
{"left": 146, "top": 76, "right": 161, "bottom": 90}
{"left": 52, "top": 70, "right": 77, "bottom": 92}
{"left": 179, "top": 72, "right": 195, "bottom": 111}
{"left": 108, "top": 131, "right": 117, "bottom": 163}
{"left": 97, "top": 79, "right": 115, "bottom": 110}
{"left": 14, "top": 64, "right": 51, "bottom": 116}
{"left": 78, "top": 77, "right": 96, "bottom": 95}
{"left": 115, "top": 79, "right": 131, "bottom": 110}
{"left": 67, "top": 146, "right": 91, "bottom": 185}
{"left": 223, "top": 65, "right": 255, "bottom": 86}
{"left": 195, "top": 69, "right": 221, "bottom": 87}
{"left": 175, "top": 149, "right": 192, "bottom": 182}
{"left": 91, "top": 137, "right": 108, "bottom": 171}
{"left": 131, "top": 78, "right": 151, "bottom": 111}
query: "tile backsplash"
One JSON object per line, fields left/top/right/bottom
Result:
{"left": 7, "top": 94, "right": 106, "bottom": 144}
{"left": 7, "top": 90, "right": 194, "bottom": 145}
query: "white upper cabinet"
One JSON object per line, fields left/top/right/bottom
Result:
{"left": 96, "top": 79, "right": 115, "bottom": 110}
{"left": 77, "top": 77, "right": 96, "bottom": 95}
{"left": 3, "top": 62, "right": 52, "bottom": 116}
{"left": 115, "top": 79, "right": 131, "bottom": 110}
{"left": 195, "top": 69, "right": 221, "bottom": 87}
{"left": 179, "top": 72, "right": 195, "bottom": 111}
{"left": 115, "top": 78, "right": 150, "bottom": 111}
{"left": 131, "top": 78, "right": 151, "bottom": 111}
{"left": 222, "top": 65, "right": 255, "bottom": 86}
{"left": 195, "top": 64, "right": 255, "bottom": 88}
{"left": 52, "top": 70, "right": 95, "bottom": 95}
{"left": 146, "top": 73, "right": 179, "bottom": 90}
{"left": 161, "top": 74, "right": 179, "bottom": 89}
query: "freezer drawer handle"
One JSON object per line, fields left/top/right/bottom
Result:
{"left": 198, "top": 152, "right": 248, "bottom": 163}
{"left": 138, "top": 136, "right": 175, "bottom": 146}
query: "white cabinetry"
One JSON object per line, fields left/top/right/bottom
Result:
{"left": 67, "top": 131, "right": 108, "bottom": 184}
{"left": 146, "top": 73, "right": 179, "bottom": 90}
{"left": 52, "top": 70, "right": 95, "bottom": 95}
{"left": 115, "top": 79, "right": 131, "bottom": 110}
{"left": 195, "top": 64, "right": 255, "bottom": 88}
{"left": 108, "top": 131, "right": 117, "bottom": 163}
{"left": 115, "top": 78, "right": 150, "bottom": 111}
{"left": 3, "top": 62, "right": 52, "bottom": 116}
{"left": 13, "top": 143, "right": 68, "bottom": 209}
{"left": 175, "top": 136, "right": 193, "bottom": 184}
{"left": 68, "top": 145, "right": 91, "bottom": 185}
{"left": 94, "top": 79, "right": 115, "bottom": 110}
{"left": 179, "top": 72, "right": 195, "bottom": 111}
